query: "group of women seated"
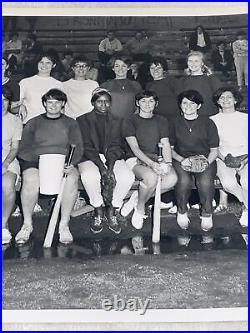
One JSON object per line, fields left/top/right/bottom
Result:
{"left": 2, "top": 50, "right": 248, "bottom": 247}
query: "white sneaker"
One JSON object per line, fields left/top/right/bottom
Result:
{"left": 177, "top": 212, "right": 190, "bottom": 230}
{"left": 59, "top": 225, "right": 73, "bottom": 245}
{"left": 131, "top": 209, "right": 147, "bottom": 230}
{"left": 201, "top": 215, "right": 213, "bottom": 232}
{"left": 2, "top": 228, "right": 12, "bottom": 245}
{"left": 12, "top": 206, "right": 21, "bottom": 217}
{"left": 191, "top": 203, "right": 200, "bottom": 209}
{"left": 15, "top": 224, "right": 33, "bottom": 245}
{"left": 160, "top": 201, "right": 173, "bottom": 209}
{"left": 34, "top": 203, "right": 43, "bottom": 213}
{"left": 121, "top": 191, "right": 138, "bottom": 217}
{"left": 239, "top": 210, "right": 248, "bottom": 227}
{"left": 168, "top": 205, "right": 177, "bottom": 214}
{"left": 177, "top": 236, "right": 191, "bottom": 247}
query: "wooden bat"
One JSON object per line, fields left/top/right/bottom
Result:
{"left": 152, "top": 143, "right": 163, "bottom": 244}
{"left": 43, "top": 144, "right": 76, "bottom": 248}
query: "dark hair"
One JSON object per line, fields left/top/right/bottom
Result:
{"left": 195, "top": 25, "right": 206, "bottom": 33}
{"left": 2, "top": 86, "right": 13, "bottom": 113}
{"left": 177, "top": 90, "right": 204, "bottom": 108}
{"left": 111, "top": 55, "right": 132, "bottom": 68}
{"left": 212, "top": 87, "right": 243, "bottom": 109}
{"left": 135, "top": 90, "right": 159, "bottom": 103}
{"left": 91, "top": 90, "right": 112, "bottom": 104}
{"left": 35, "top": 52, "right": 57, "bottom": 66}
{"left": 149, "top": 56, "right": 168, "bottom": 72}
{"left": 107, "top": 30, "right": 115, "bottom": 35}
{"left": 42, "top": 89, "right": 67, "bottom": 106}
{"left": 71, "top": 55, "right": 90, "bottom": 67}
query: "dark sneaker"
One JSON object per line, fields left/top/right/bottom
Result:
{"left": 90, "top": 216, "right": 104, "bottom": 234}
{"left": 107, "top": 215, "right": 121, "bottom": 234}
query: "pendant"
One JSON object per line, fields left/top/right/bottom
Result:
{"left": 189, "top": 128, "right": 192, "bottom": 132}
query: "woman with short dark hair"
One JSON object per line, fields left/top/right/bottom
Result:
{"left": 170, "top": 89, "right": 219, "bottom": 231}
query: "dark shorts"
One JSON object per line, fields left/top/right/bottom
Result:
{"left": 19, "top": 159, "right": 39, "bottom": 173}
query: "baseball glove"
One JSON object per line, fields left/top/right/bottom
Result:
{"left": 101, "top": 170, "right": 116, "bottom": 206}
{"left": 224, "top": 153, "right": 248, "bottom": 169}
{"left": 182, "top": 155, "right": 209, "bottom": 173}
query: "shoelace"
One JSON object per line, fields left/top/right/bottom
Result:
{"left": 94, "top": 216, "right": 103, "bottom": 226}
{"left": 110, "top": 216, "right": 118, "bottom": 225}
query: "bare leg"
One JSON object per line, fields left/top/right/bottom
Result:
{"left": 21, "top": 168, "right": 39, "bottom": 227}
{"left": 2, "top": 172, "right": 17, "bottom": 229}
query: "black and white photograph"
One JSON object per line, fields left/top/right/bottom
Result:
{"left": 2, "top": 2, "right": 248, "bottom": 331}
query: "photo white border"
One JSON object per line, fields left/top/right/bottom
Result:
{"left": 2, "top": 1, "right": 248, "bottom": 330}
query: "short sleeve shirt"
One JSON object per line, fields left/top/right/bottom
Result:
{"left": 169, "top": 115, "right": 219, "bottom": 158}
{"left": 122, "top": 114, "right": 169, "bottom": 157}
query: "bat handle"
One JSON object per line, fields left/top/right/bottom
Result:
{"left": 63, "top": 144, "right": 76, "bottom": 176}
{"left": 157, "top": 142, "right": 163, "bottom": 163}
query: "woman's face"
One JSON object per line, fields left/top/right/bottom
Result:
{"left": 181, "top": 97, "right": 200, "bottom": 117}
{"left": 93, "top": 94, "right": 111, "bottom": 113}
{"left": 2, "top": 58, "right": 8, "bottom": 76}
{"left": 187, "top": 55, "right": 203, "bottom": 74}
{"left": 217, "top": 91, "right": 236, "bottom": 111}
{"left": 38, "top": 57, "right": 55, "bottom": 75}
{"left": 137, "top": 96, "right": 157, "bottom": 114}
{"left": 2, "top": 94, "right": 9, "bottom": 115}
{"left": 45, "top": 98, "right": 64, "bottom": 117}
{"left": 113, "top": 59, "right": 129, "bottom": 78}
{"left": 150, "top": 63, "right": 164, "bottom": 80}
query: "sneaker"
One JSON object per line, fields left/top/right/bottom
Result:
{"left": 214, "top": 204, "right": 227, "bottom": 213}
{"left": 59, "top": 225, "right": 73, "bottom": 245}
{"left": 168, "top": 205, "right": 177, "bottom": 214}
{"left": 2, "top": 228, "right": 12, "bottom": 245}
{"left": 12, "top": 206, "right": 21, "bottom": 217}
{"left": 160, "top": 201, "right": 173, "bottom": 209}
{"left": 107, "top": 215, "right": 121, "bottom": 234}
{"left": 121, "top": 191, "right": 138, "bottom": 217}
{"left": 191, "top": 203, "right": 200, "bottom": 210}
{"left": 131, "top": 209, "right": 147, "bottom": 230}
{"left": 201, "top": 215, "right": 213, "bottom": 232}
{"left": 90, "top": 216, "right": 104, "bottom": 234}
{"left": 34, "top": 203, "right": 43, "bottom": 213}
{"left": 239, "top": 210, "right": 248, "bottom": 227}
{"left": 177, "top": 236, "right": 191, "bottom": 247}
{"left": 15, "top": 224, "right": 33, "bottom": 245}
{"left": 177, "top": 212, "right": 190, "bottom": 230}
{"left": 201, "top": 235, "right": 214, "bottom": 244}
{"left": 131, "top": 235, "right": 144, "bottom": 255}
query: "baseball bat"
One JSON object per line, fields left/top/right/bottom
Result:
{"left": 43, "top": 144, "right": 76, "bottom": 248}
{"left": 152, "top": 143, "right": 163, "bottom": 243}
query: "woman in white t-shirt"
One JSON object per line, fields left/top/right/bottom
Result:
{"left": 19, "top": 52, "right": 63, "bottom": 123}
{"left": 2, "top": 86, "right": 23, "bottom": 245}
{"left": 211, "top": 87, "right": 248, "bottom": 227}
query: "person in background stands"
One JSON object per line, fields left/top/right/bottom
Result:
{"left": 22, "top": 33, "right": 43, "bottom": 77}
{"left": 232, "top": 30, "right": 248, "bottom": 91}
{"left": 124, "top": 30, "right": 151, "bottom": 63}
{"left": 62, "top": 56, "right": 99, "bottom": 119}
{"left": 188, "top": 25, "right": 211, "bottom": 53}
{"left": 2, "top": 86, "right": 23, "bottom": 245}
{"left": 61, "top": 49, "right": 74, "bottom": 81}
{"left": 98, "top": 31, "right": 123, "bottom": 66}
{"left": 211, "top": 41, "right": 234, "bottom": 78}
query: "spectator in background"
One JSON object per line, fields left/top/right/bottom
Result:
{"left": 189, "top": 25, "right": 211, "bottom": 53}
{"left": 61, "top": 49, "right": 74, "bottom": 81}
{"left": 22, "top": 33, "right": 43, "bottom": 77}
{"left": 86, "top": 60, "right": 99, "bottom": 82}
{"left": 63, "top": 56, "right": 99, "bottom": 119}
{"left": 4, "top": 32, "right": 23, "bottom": 72}
{"left": 124, "top": 30, "right": 151, "bottom": 62}
{"left": 101, "top": 55, "right": 142, "bottom": 119}
{"left": 211, "top": 41, "right": 234, "bottom": 78}
{"left": 146, "top": 56, "right": 178, "bottom": 120}
{"left": 232, "top": 30, "right": 248, "bottom": 91}
{"left": 98, "top": 31, "right": 123, "bottom": 66}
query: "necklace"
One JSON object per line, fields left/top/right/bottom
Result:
{"left": 183, "top": 117, "right": 198, "bottom": 133}
{"left": 115, "top": 79, "right": 129, "bottom": 91}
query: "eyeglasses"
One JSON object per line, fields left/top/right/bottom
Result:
{"left": 74, "top": 64, "right": 88, "bottom": 69}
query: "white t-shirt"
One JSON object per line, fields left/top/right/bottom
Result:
{"left": 197, "top": 33, "right": 206, "bottom": 47}
{"left": 19, "top": 75, "right": 63, "bottom": 123}
{"left": 211, "top": 111, "right": 248, "bottom": 156}
{"left": 63, "top": 79, "right": 99, "bottom": 119}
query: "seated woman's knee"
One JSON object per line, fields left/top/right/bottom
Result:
{"left": 80, "top": 168, "right": 101, "bottom": 185}
{"left": 220, "top": 176, "right": 238, "bottom": 192}
{"left": 66, "top": 167, "right": 79, "bottom": 186}
{"left": 143, "top": 171, "right": 158, "bottom": 188}
{"left": 22, "top": 169, "right": 39, "bottom": 192}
